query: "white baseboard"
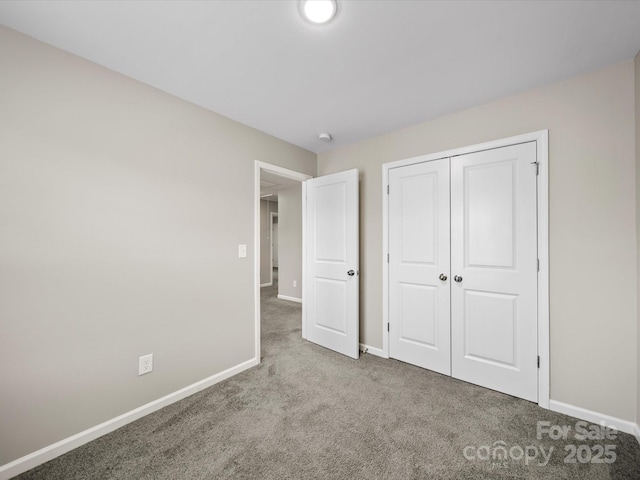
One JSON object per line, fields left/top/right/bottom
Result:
{"left": 359, "top": 343, "right": 387, "bottom": 358}
{"left": 548, "top": 400, "right": 638, "bottom": 439}
{"left": 0, "top": 357, "right": 259, "bottom": 480}
{"left": 260, "top": 282, "right": 272, "bottom": 288}
{"left": 277, "top": 294, "right": 302, "bottom": 303}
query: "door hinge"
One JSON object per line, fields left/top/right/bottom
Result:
{"left": 537, "top": 258, "right": 540, "bottom": 271}
{"left": 531, "top": 161, "right": 539, "bottom": 175}
{"left": 387, "top": 323, "right": 390, "bottom": 332}
{"left": 387, "top": 184, "right": 390, "bottom": 195}
{"left": 537, "top": 356, "right": 540, "bottom": 368}
{"left": 387, "top": 253, "right": 390, "bottom": 263}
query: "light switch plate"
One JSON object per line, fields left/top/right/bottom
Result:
{"left": 238, "top": 244, "right": 247, "bottom": 258}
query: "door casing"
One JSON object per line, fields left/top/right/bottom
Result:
{"left": 381, "top": 130, "right": 549, "bottom": 408}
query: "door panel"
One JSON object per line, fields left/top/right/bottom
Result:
{"left": 463, "top": 290, "right": 518, "bottom": 367}
{"left": 305, "top": 169, "right": 359, "bottom": 359}
{"left": 451, "top": 142, "right": 538, "bottom": 402}
{"left": 389, "top": 159, "right": 451, "bottom": 375}
{"left": 315, "top": 278, "right": 347, "bottom": 333}
{"left": 314, "top": 182, "right": 347, "bottom": 262}
{"left": 399, "top": 283, "right": 437, "bottom": 346}
{"left": 465, "top": 161, "right": 516, "bottom": 268}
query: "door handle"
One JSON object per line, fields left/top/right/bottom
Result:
{"left": 454, "top": 275, "right": 463, "bottom": 283}
{"left": 347, "top": 270, "right": 356, "bottom": 277}
{"left": 439, "top": 274, "right": 447, "bottom": 281}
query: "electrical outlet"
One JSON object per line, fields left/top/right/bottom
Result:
{"left": 293, "top": 280, "right": 297, "bottom": 288}
{"left": 139, "top": 354, "right": 153, "bottom": 376}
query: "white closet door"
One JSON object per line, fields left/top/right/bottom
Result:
{"left": 450, "top": 142, "right": 538, "bottom": 402}
{"left": 304, "top": 169, "right": 359, "bottom": 359}
{"left": 389, "top": 159, "right": 451, "bottom": 375}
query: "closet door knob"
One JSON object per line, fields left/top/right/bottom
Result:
{"left": 439, "top": 274, "right": 447, "bottom": 281}
{"left": 454, "top": 275, "right": 463, "bottom": 283}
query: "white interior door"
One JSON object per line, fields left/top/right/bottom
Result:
{"left": 388, "top": 159, "right": 451, "bottom": 375}
{"left": 450, "top": 142, "right": 538, "bottom": 401}
{"left": 304, "top": 169, "right": 359, "bottom": 359}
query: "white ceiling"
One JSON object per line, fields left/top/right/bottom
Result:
{"left": 1, "top": 1, "right": 640, "bottom": 153}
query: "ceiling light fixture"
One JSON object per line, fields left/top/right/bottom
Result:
{"left": 318, "top": 132, "right": 332, "bottom": 142}
{"left": 299, "top": 0, "right": 338, "bottom": 25}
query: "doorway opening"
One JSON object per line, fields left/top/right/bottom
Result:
{"left": 259, "top": 198, "right": 278, "bottom": 288}
{"left": 254, "top": 161, "right": 312, "bottom": 361}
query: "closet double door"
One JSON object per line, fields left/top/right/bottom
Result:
{"left": 388, "top": 142, "right": 538, "bottom": 402}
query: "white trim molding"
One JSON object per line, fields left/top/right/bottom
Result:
{"left": 549, "top": 400, "right": 639, "bottom": 438}
{"left": 381, "top": 130, "right": 550, "bottom": 409}
{"left": 359, "top": 343, "right": 387, "bottom": 358}
{"left": 0, "top": 358, "right": 258, "bottom": 480}
{"left": 277, "top": 294, "right": 302, "bottom": 304}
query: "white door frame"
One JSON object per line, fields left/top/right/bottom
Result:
{"left": 255, "top": 161, "right": 312, "bottom": 361}
{"left": 381, "top": 130, "right": 550, "bottom": 408}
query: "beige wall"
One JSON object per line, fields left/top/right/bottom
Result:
{"left": 635, "top": 50, "right": 640, "bottom": 429}
{"left": 260, "top": 200, "right": 277, "bottom": 285}
{"left": 318, "top": 61, "right": 637, "bottom": 422}
{"left": 277, "top": 186, "right": 303, "bottom": 300}
{"left": 0, "top": 26, "right": 315, "bottom": 466}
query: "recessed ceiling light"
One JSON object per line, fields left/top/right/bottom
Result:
{"left": 300, "top": 0, "right": 338, "bottom": 25}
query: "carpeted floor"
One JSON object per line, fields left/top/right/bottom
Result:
{"left": 15, "top": 272, "right": 640, "bottom": 479}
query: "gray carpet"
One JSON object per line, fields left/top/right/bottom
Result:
{"left": 15, "top": 273, "right": 640, "bottom": 479}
